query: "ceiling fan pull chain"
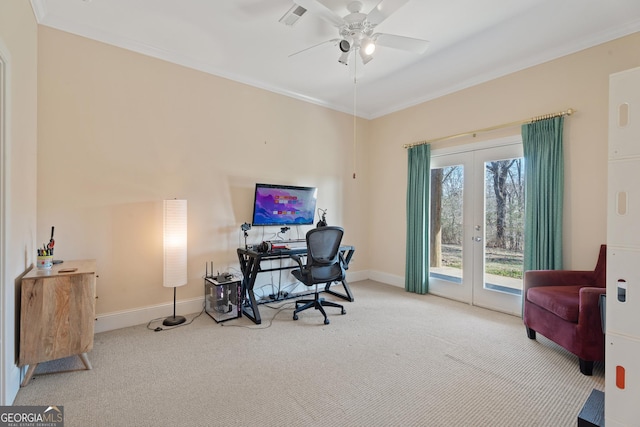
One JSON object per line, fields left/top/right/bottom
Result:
{"left": 353, "top": 64, "right": 357, "bottom": 179}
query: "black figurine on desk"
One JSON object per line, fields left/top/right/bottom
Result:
{"left": 316, "top": 208, "right": 327, "bottom": 227}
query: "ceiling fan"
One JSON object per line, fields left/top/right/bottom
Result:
{"left": 287, "top": 0, "right": 429, "bottom": 66}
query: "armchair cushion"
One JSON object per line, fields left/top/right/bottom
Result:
{"left": 527, "top": 285, "right": 583, "bottom": 322}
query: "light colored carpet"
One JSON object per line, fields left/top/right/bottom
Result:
{"left": 13, "top": 280, "right": 604, "bottom": 426}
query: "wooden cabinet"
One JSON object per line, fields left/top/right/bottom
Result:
{"left": 19, "top": 259, "right": 97, "bottom": 386}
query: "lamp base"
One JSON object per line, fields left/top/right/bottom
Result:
{"left": 162, "top": 315, "right": 186, "bottom": 327}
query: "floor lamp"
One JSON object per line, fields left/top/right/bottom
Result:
{"left": 163, "top": 199, "right": 188, "bottom": 326}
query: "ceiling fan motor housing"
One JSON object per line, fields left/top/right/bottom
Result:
{"left": 339, "top": 2, "right": 375, "bottom": 51}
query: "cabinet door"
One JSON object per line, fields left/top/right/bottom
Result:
{"left": 20, "top": 273, "right": 95, "bottom": 365}
{"left": 605, "top": 334, "right": 640, "bottom": 426}
{"left": 609, "top": 67, "right": 640, "bottom": 160}
{"left": 606, "top": 248, "right": 640, "bottom": 337}
{"left": 607, "top": 159, "right": 640, "bottom": 248}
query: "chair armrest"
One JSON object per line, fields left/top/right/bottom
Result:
{"left": 524, "top": 269, "right": 596, "bottom": 292}
{"left": 290, "top": 254, "right": 305, "bottom": 270}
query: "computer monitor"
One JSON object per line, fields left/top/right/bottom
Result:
{"left": 251, "top": 183, "right": 317, "bottom": 226}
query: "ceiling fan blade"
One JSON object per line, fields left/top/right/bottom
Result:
{"left": 289, "top": 38, "right": 341, "bottom": 57}
{"left": 373, "top": 33, "right": 429, "bottom": 54}
{"left": 366, "top": 0, "right": 409, "bottom": 26}
{"left": 294, "top": 0, "right": 345, "bottom": 27}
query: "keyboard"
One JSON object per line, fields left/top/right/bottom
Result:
{"left": 286, "top": 241, "right": 307, "bottom": 249}
{"left": 265, "top": 239, "right": 306, "bottom": 250}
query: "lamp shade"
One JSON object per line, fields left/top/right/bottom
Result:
{"left": 163, "top": 199, "right": 187, "bottom": 288}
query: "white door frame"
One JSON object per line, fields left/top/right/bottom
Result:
{"left": 429, "top": 135, "right": 523, "bottom": 315}
{"left": 0, "top": 39, "right": 9, "bottom": 405}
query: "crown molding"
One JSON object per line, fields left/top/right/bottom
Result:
{"left": 30, "top": 0, "right": 47, "bottom": 23}
{"left": 369, "top": 20, "right": 640, "bottom": 119}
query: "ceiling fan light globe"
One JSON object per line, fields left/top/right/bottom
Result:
{"left": 359, "top": 48, "right": 374, "bottom": 64}
{"left": 339, "top": 39, "right": 351, "bottom": 53}
{"left": 363, "top": 40, "right": 376, "bottom": 55}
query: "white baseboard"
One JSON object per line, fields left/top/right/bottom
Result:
{"left": 346, "top": 269, "right": 368, "bottom": 283}
{"left": 94, "top": 297, "right": 205, "bottom": 333}
{"left": 368, "top": 270, "right": 404, "bottom": 288}
{"left": 94, "top": 270, "right": 371, "bottom": 333}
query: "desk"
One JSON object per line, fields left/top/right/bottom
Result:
{"left": 237, "top": 245, "right": 355, "bottom": 324}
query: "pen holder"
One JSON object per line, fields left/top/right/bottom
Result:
{"left": 37, "top": 255, "right": 53, "bottom": 269}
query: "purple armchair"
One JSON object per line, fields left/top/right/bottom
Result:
{"left": 523, "top": 245, "right": 606, "bottom": 375}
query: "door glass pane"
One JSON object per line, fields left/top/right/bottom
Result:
{"left": 483, "top": 158, "right": 524, "bottom": 295}
{"left": 430, "top": 165, "right": 463, "bottom": 284}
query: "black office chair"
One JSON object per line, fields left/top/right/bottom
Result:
{"left": 291, "top": 226, "right": 347, "bottom": 324}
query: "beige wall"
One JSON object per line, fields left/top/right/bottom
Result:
{"left": 37, "top": 27, "right": 370, "bottom": 316}
{"left": 0, "top": 1, "right": 38, "bottom": 405}
{"left": 368, "top": 32, "right": 640, "bottom": 279}
{"left": 35, "top": 25, "right": 640, "bottom": 317}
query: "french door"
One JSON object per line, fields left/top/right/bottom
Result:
{"left": 428, "top": 138, "right": 524, "bottom": 316}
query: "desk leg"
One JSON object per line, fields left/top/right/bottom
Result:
{"left": 238, "top": 254, "right": 262, "bottom": 325}
{"left": 324, "top": 280, "right": 354, "bottom": 302}
{"left": 241, "top": 288, "right": 261, "bottom": 324}
{"left": 324, "top": 248, "right": 355, "bottom": 302}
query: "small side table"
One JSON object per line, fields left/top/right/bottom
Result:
{"left": 19, "top": 260, "right": 97, "bottom": 386}
{"left": 204, "top": 276, "right": 241, "bottom": 323}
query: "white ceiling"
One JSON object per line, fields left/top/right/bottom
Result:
{"left": 31, "top": 0, "right": 640, "bottom": 119}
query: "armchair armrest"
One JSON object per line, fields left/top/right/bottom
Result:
{"left": 524, "top": 269, "right": 597, "bottom": 292}
{"left": 579, "top": 287, "right": 607, "bottom": 335}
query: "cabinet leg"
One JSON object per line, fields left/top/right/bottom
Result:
{"left": 21, "top": 364, "right": 38, "bottom": 387}
{"left": 79, "top": 353, "right": 92, "bottom": 370}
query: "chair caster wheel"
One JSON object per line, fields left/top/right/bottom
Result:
{"left": 341, "top": 308, "right": 346, "bottom": 315}
{"left": 324, "top": 318, "right": 330, "bottom": 325}
{"left": 293, "top": 314, "right": 298, "bottom": 321}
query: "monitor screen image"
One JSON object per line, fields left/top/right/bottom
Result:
{"left": 251, "top": 183, "right": 318, "bottom": 226}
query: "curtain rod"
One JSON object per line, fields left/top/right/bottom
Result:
{"left": 403, "top": 108, "right": 575, "bottom": 149}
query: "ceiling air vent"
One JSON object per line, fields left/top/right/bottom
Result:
{"left": 279, "top": 4, "right": 307, "bottom": 26}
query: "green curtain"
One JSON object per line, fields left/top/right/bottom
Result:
{"left": 522, "top": 116, "right": 564, "bottom": 271}
{"left": 405, "top": 144, "right": 430, "bottom": 294}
